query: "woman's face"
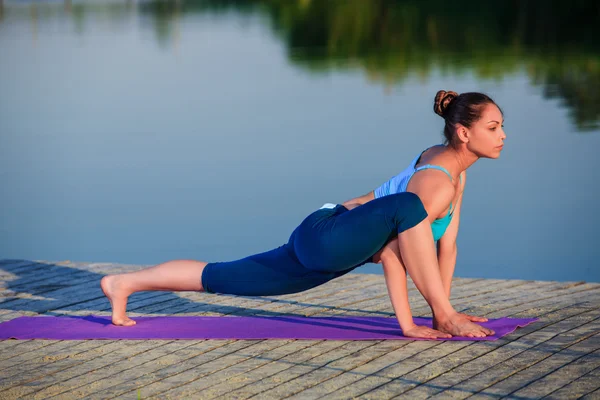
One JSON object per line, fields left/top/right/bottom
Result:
{"left": 466, "top": 103, "right": 506, "bottom": 159}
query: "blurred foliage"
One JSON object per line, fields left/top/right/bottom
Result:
{"left": 6, "top": 0, "right": 600, "bottom": 130}
{"left": 140, "top": 0, "right": 600, "bottom": 130}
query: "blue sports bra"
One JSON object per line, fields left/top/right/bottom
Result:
{"left": 373, "top": 145, "right": 462, "bottom": 241}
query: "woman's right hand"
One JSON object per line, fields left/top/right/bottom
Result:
{"left": 402, "top": 325, "right": 452, "bottom": 339}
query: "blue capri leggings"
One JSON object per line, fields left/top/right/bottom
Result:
{"left": 201, "top": 192, "right": 428, "bottom": 296}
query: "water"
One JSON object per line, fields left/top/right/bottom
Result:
{"left": 1, "top": 0, "right": 599, "bottom": 282}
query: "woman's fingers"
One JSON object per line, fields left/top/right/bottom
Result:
{"left": 460, "top": 313, "right": 488, "bottom": 322}
{"left": 468, "top": 316, "right": 487, "bottom": 322}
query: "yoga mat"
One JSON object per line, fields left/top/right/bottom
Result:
{"left": 0, "top": 315, "right": 537, "bottom": 341}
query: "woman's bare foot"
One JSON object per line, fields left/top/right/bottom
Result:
{"left": 100, "top": 275, "right": 137, "bottom": 326}
{"left": 434, "top": 312, "right": 495, "bottom": 338}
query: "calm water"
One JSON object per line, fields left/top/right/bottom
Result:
{"left": 1, "top": 0, "right": 599, "bottom": 282}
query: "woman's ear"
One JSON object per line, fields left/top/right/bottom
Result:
{"left": 455, "top": 124, "right": 469, "bottom": 143}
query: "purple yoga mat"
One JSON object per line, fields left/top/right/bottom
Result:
{"left": 0, "top": 315, "right": 537, "bottom": 341}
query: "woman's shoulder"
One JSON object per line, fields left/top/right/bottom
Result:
{"left": 416, "top": 144, "right": 446, "bottom": 164}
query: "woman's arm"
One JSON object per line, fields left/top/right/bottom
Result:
{"left": 437, "top": 171, "right": 466, "bottom": 298}
{"left": 373, "top": 239, "right": 451, "bottom": 339}
{"left": 342, "top": 191, "right": 375, "bottom": 209}
{"left": 435, "top": 173, "right": 487, "bottom": 323}
{"left": 437, "top": 241, "right": 457, "bottom": 299}
{"left": 375, "top": 246, "right": 414, "bottom": 332}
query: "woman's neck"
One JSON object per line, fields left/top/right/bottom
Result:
{"left": 444, "top": 145, "right": 479, "bottom": 179}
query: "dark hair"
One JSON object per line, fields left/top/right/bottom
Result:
{"left": 434, "top": 91, "right": 501, "bottom": 146}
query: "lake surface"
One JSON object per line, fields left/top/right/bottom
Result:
{"left": 1, "top": 0, "right": 599, "bottom": 282}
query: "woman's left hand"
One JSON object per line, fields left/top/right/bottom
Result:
{"left": 458, "top": 313, "right": 488, "bottom": 322}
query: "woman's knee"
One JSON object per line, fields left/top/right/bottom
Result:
{"left": 390, "top": 191, "right": 423, "bottom": 208}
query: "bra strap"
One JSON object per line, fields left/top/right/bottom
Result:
{"left": 415, "top": 164, "right": 463, "bottom": 187}
{"left": 415, "top": 164, "right": 453, "bottom": 181}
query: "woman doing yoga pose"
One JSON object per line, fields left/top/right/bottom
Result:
{"left": 101, "top": 90, "right": 506, "bottom": 339}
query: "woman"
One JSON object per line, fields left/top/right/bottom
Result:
{"left": 101, "top": 90, "right": 506, "bottom": 339}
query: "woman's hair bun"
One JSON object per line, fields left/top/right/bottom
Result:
{"left": 434, "top": 90, "right": 459, "bottom": 117}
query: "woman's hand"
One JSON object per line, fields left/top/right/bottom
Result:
{"left": 458, "top": 313, "right": 488, "bottom": 323}
{"left": 403, "top": 325, "right": 452, "bottom": 339}
{"left": 342, "top": 202, "right": 361, "bottom": 211}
